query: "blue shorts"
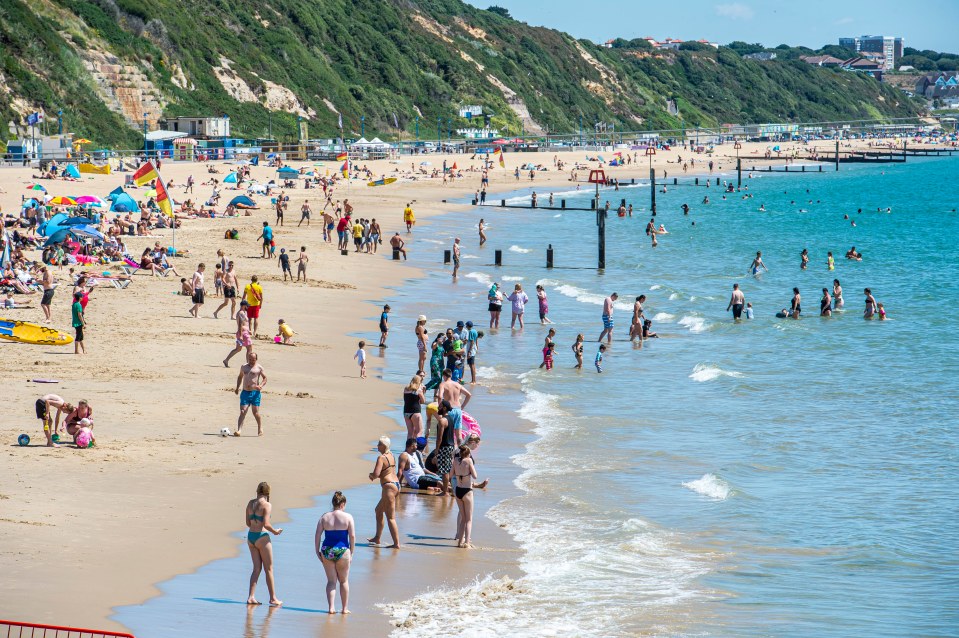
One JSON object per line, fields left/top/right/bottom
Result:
{"left": 602, "top": 314, "right": 614, "bottom": 329}
{"left": 337, "top": 230, "right": 346, "bottom": 240}
{"left": 240, "top": 390, "right": 261, "bottom": 407}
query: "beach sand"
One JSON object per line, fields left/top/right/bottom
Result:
{"left": 0, "top": 139, "right": 909, "bottom": 633}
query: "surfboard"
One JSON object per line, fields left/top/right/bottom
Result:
{"left": 0, "top": 319, "right": 74, "bottom": 346}
{"left": 367, "top": 177, "right": 397, "bottom": 187}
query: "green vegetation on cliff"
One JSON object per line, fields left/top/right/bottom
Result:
{"left": 0, "top": 0, "right": 923, "bottom": 147}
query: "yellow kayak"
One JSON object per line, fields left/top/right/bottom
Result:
{"left": 0, "top": 318, "right": 74, "bottom": 346}
{"left": 367, "top": 177, "right": 397, "bottom": 187}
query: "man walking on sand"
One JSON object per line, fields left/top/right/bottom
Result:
{"left": 71, "top": 292, "right": 86, "bottom": 354}
{"left": 223, "top": 300, "right": 253, "bottom": 367}
{"left": 296, "top": 246, "right": 309, "bottom": 282}
{"left": 235, "top": 352, "right": 267, "bottom": 436}
{"left": 40, "top": 266, "right": 55, "bottom": 322}
{"left": 598, "top": 292, "right": 618, "bottom": 344}
{"left": 257, "top": 221, "right": 274, "bottom": 259}
{"left": 244, "top": 276, "right": 264, "bottom": 336}
{"left": 214, "top": 261, "right": 238, "bottom": 319}
{"left": 298, "top": 200, "right": 311, "bottom": 227}
{"left": 188, "top": 263, "right": 205, "bottom": 318}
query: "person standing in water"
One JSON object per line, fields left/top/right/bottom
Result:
{"left": 245, "top": 482, "right": 283, "bottom": 606}
{"left": 833, "top": 279, "right": 844, "bottom": 310}
{"left": 315, "top": 491, "right": 355, "bottom": 614}
{"left": 478, "top": 219, "right": 487, "bottom": 246}
{"left": 727, "top": 284, "right": 745, "bottom": 320}
{"left": 572, "top": 334, "right": 585, "bottom": 369}
{"left": 749, "top": 251, "right": 768, "bottom": 276}
{"left": 415, "top": 315, "right": 429, "bottom": 372}
{"left": 367, "top": 436, "right": 400, "bottom": 548}
{"left": 629, "top": 295, "right": 647, "bottom": 340}
{"left": 826, "top": 251, "right": 835, "bottom": 271}
{"left": 598, "top": 293, "right": 618, "bottom": 344}
{"left": 451, "top": 238, "right": 461, "bottom": 279}
{"left": 864, "top": 288, "right": 877, "bottom": 319}
{"left": 800, "top": 249, "right": 809, "bottom": 270}
{"left": 487, "top": 283, "right": 503, "bottom": 329}
{"left": 790, "top": 287, "right": 802, "bottom": 319}
{"left": 820, "top": 288, "right": 832, "bottom": 316}
{"left": 453, "top": 445, "right": 478, "bottom": 549}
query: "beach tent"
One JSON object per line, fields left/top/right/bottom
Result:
{"left": 223, "top": 172, "right": 239, "bottom": 183}
{"left": 64, "top": 164, "right": 81, "bottom": 178}
{"left": 108, "top": 186, "right": 124, "bottom": 201}
{"left": 277, "top": 167, "right": 299, "bottom": 178}
{"left": 79, "top": 162, "right": 111, "bottom": 175}
{"left": 110, "top": 191, "right": 140, "bottom": 213}
{"left": 229, "top": 195, "right": 258, "bottom": 208}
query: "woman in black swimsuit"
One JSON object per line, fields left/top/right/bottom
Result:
{"left": 452, "top": 445, "right": 478, "bottom": 549}
{"left": 820, "top": 288, "right": 832, "bottom": 317}
{"left": 790, "top": 287, "right": 801, "bottom": 319}
{"left": 402, "top": 375, "right": 425, "bottom": 439}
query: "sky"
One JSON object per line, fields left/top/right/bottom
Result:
{"left": 464, "top": 0, "right": 957, "bottom": 53}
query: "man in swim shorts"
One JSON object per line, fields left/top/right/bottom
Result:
{"left": 40, "top": 266, "right": 55, "bottom": 322}
{"left": 235, "top": 352, "right": 267, "bottom": 436}
{"left": 727, "top": 283, "right": 745, "bottom": 320}
{"left": 397, "top": 437, "right": 443, "bottom": 493}
{"left": 36, "top": 394, "right": 69, "bottom": 447}
{"left": 598, "top": 292, "right": 617, "bottom": 344}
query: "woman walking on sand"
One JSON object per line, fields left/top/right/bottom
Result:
{"left": 315, "top": 491, "right": 355, "bottom": 614}
{"left": 488, "top": 283, "right": 503, "bottom": 329}
{"left": 245, "top": 482, "right": 283, "bottom": 606}
{"left": 368, "top": 436, "right": 400, "bottom": 548}
{"left": 507, "top": 283, "right": 529, "bottom": 329}
{"left": 453, "top": 445, "right": 478, "bottom": 548}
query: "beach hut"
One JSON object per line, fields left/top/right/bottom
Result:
{"left": 173, "top": 137, "right": 198, "bottom": 161}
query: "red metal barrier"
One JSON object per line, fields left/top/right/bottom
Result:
{"left": 0, "top": 620, "right": 135, "bottom": 638}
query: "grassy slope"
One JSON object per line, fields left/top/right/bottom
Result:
{"left": 0, "top": 0, "right": 923, "bottom": 146}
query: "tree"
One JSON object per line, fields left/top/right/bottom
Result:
{"left": 726, "top": 41, "right": 765, "bottom": 55}
{"left": 486, "top": 6, "right": 511, "bottom": 19}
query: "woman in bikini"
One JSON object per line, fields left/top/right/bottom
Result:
{"left": 367, "top": 436, "right": 400, "bottom": 548}
{"left": 315, "top": 491, "right": 355, "bottom": 614}
{"left": 415, "top": 316, "right": 429, "bottom": 373}
{"left": 245, "top": 481, "right": 283, "bottom": 606}
{"left": 452, "top": 445, "right": 478, "bottom": 548}
{"left": 833, "top": 279, "right": 844, "bottom": 310}
{"left": 402, "top": 375, "right": 425, "bottom": 439}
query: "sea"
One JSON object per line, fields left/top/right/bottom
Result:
{"left": 117, "top": 156, "right": 958, "bottom": 637}
{"left": 380, "top": 157, "right": 959, "bottom": 637}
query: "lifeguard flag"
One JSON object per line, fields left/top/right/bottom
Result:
{"left": 336, "top": 152, "right": 348, "bottom": 161}
{"left": 340, "top": 161, "right": 349, "bottom": 177}
{"left": 498, "top": 149, "right": 505, "bottom": 168}
{"left": 155, "top": 178, "right": 173, "bottom": 217}
{"left": 133, "top": 161, "right": 159, "bottom": 186}
{"left": 451, "top": 162, "right": 458, "bottom": 170}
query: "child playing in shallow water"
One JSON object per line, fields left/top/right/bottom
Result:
{"left": 572, "top": 333, "right": 584, "bottom": 369}
{"left": 542, "top": 342, "right": 555, "bottom": 371}
{"left": 595, "top": 344, "right": 606, "bottom": 373}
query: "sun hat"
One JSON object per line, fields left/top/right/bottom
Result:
{"left": 417, "top": 314, "right": 427, "bottom": 321}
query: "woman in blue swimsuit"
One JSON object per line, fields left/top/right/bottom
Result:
{"left": 245, "top": 482, "right": 283, "bottom": 606}
{"left": 315, "top": 491, "right": 356, "bottom": 614}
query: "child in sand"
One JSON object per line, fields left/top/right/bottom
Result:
{"left": 180, "top": 278, "right": 191, "bottom": 296}
{"left": 354, "top": 341, "right": 367, "bottom": 379}
{"left": 276, "top": 318, "right": 295, "bottom": 345}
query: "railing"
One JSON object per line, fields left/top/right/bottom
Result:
{"left": 0, "top": 619, "right": 135, "bottom": 638}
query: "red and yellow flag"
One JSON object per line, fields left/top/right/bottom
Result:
{"left": 155, "top": 178, "right": 173, "bottom": 217}
{"left": 498, "top": 148, "right": 505, "bottom": 168}
{"left": 340, "top": 160, "right": 349, "bottom": 178}
{"left": 132, "top": 161, "right": 159, "bottom": 186}
{"left": 336, "top": 152, "right": 348, "bottom": 161}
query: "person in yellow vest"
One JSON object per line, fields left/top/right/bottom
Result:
{"left": 244, "top": 275, "right": 264, "bottom": 336}
{"left": 403, "top": 203, "right": 415, "bottom": 233}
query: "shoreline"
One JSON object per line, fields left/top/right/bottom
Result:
{"left": 0, "top": 140, "right": 920, "bottom": 634}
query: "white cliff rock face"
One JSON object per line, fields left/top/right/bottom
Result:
{"left": 213, "top": 57, "right": 315, "bottom": 118}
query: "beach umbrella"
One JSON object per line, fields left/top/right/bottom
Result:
{"left": 73, "top": 138, "right": 92, "bottom": 145}
{"left": 75, "top": 196, "right": 105, "bottom": 206}
{"left": 48, "top": 196, "right": 77, "bottom": 206}
{"left": 27, "top": 183, "right": 47, "bottom": 192}
{"left": 492, "top": 139, "right": 507, "bottom": 144}
{"left": 420, "top": 161, "right": 431, "bottom": 166}
{"left": 229, "top": 195, "right": 257, "bottom": 207}
{"left": 69, "top": 225, "right": 105, "bottom": 240}
{"left": 144, "top": 189, "right": 158, "bottom": 198}
{"left": 223, "top": 172, "right": 239, "bottom": 183}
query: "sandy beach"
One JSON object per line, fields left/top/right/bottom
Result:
{"left": 0, "top": 137, "right": 929, "bottom": 633}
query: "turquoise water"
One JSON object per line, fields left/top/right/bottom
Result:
{"left": 384, "top": 158, "right": 959, "bottom": 637}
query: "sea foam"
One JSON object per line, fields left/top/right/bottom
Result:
{"left": 682, "top": 473, "right": 731, "bottom": 500}
{"left": 509, "top": 245, "right": 532, "bottom": 254}
{"left": 689, "top": 363, "right": 744, "bottom": 382}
